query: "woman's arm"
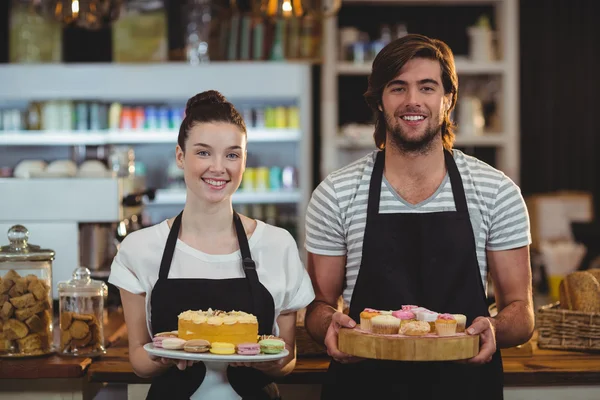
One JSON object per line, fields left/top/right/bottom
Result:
{"left": 120, "top": 288, "right": 192, "bottom": 377}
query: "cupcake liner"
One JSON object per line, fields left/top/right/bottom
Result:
{"left": 435, "top": 321, "right": 457, "bottom": 336}
{"left": 360, "top": 317, "right": 372, "bottom": 332}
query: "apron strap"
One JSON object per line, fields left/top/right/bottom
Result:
{"left": 158, "top": 211, "right": 183, "bottom": 280}
{"left": 444, "top": 149, "right": 468, "bottom": 214}
{"left": 367, "top": 150, "right": 385, "bottom": 219}
{"left": 233, "top": 211, "right": 263, "bottom": 318}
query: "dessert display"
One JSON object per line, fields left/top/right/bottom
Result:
{"left": 178, "top": 309, "right": 258, "bottom": 345}
{"left": 338, "top": 306, "right": 477, "bottom": 361}
{"left": 148, "top": 309, "right": 286, "bottom": 358}
{"left": 0, "top": 269, "right": 53, "bottom": 357}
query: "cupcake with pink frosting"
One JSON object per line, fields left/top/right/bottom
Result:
{"left": 435, "top": 313, "right": 457, "bottom": 336}
{"left": 392, "top": 310, "right": 416, "bottom": 328}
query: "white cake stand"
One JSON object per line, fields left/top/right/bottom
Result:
{"left": 144, "top": 343, "right": 289, "bottom": 400}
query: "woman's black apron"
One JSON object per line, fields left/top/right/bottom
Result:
{"left": 147, "top": 211, "right": 278, "bottom": 399}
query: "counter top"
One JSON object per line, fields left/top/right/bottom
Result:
{"left": 88, "top": 331, "right": 600, "bottom": 387}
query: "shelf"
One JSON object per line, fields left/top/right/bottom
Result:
{"left": 148, "top": 188, "right": 302, "bottom": 206}
{"left": 0, "top": 129, "right": 301, "bottom": 146}
{"left": 0, "top": 62, "right": 311, "bottom": 101}
{"left": 336, "top": 132, "right": 507, "bottom": 149}
{"left": 337, "top": 60, "right": 506, "bottom": 76}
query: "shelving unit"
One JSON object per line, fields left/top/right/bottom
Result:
{"left": 0, "top": 62, "right": 313, "bottom": 247}
{"left": 0, "top": 128, "right": 301, "bottom": 146}
{"left": 320, "top": 0, "right": 520, "bottom": 184}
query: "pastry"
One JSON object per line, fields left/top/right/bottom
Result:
{"left": 178, "top": 309, "right": 258, "bottom": 345}
{"left": 237, "top": 342, "right": 261, "bottom": 355}
{"left": 210, "top": 342, "right": 235, "bottom": 355}
{"left": 370, "top": 315, "right": 401, "bottom": 334}
{"left": 452, "top": 314, "right": 467, "bottom": 333}
{"left": 401, "top": 305, "right": 418, "bottom": 312}
{"left": 391, "top": 310, "right": 416, "bottom": 327}
{"left": 435, "top": 314, "right": 457, "bottom": 336}
{"left": 259, "top": 338, "right": 285, "bottom": 354}
{"left": 184, "top": 339, "right": 210, "bottom": 353}
{"left": 359, "top": 308, "right": 380, "bottom": 331}
{"left": 162, "top": 338, "right": 187, "bottom": 350}
{"left": 154, "top": 331, "right": 179, "bottom": 338}
{"left": 416, "top": 310, "right": 438, "bottom": 334}
{"left": 400, "top": 320, "right": 430, "bottom": 336}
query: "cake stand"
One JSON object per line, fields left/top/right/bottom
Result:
{"left": 144, "top": 343, "right": 289, "bottom": 400}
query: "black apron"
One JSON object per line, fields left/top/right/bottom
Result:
{"left": 321, "top": 149, "right": 504, "bottom": 399}
{"left": 147, "top": 211, "right": 278, "bottom": 400}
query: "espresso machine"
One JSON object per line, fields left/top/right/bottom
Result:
{"left": 0, "top": 176, "right": 155, "bottom": 299}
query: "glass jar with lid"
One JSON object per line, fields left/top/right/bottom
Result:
{"left": 57, "top": 267, "right": 108, "bottom": 356}
{"left": 0, "top": 225, "right": 55, "bottom": 357}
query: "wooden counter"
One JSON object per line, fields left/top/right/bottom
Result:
{"left": 88, "top": 331, "right": 600, "bottom": 387}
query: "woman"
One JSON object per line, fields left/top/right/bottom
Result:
{"left": 108, "top": 90, "right": 315, "bottom": 399}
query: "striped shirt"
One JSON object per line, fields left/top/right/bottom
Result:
{"left": 305, "top": 149, "right": 531, "bottom": 306}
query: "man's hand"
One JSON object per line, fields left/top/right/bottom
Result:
{"left": 466, "top": 316, "right": 497, "bottom": 364}
{"left": 324, "top": 312, "right": 363, "bottom": 364}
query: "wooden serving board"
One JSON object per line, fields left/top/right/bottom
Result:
{"left": 338, "top": 327, "right": 479, "bottom": 361}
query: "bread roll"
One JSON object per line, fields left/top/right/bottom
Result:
{"left": 559, "top": 270, "right": 600, "bottom": 312}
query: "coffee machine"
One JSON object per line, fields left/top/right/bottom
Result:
{"left": 0, "top": 176, "right": 154, "bottom": 299}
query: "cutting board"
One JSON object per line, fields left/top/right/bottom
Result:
{"left": 338, "top": 327, "right": 479, "bottom": 361}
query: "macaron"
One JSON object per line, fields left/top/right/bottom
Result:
{"left": 259, "top": 338, "right": 285, "bottom": 354}
{"left": 184, "top": 339, "right": 210, "bottom": 353}
{"left": 237, "top": 342, "right": 261, "bottom": 355}
{"left": 152, "top": 336, "right": 166, "bottom": 348}
{"left": 210, "top": 342, "right": 235, "bottom": 355}
{"left": 161, "top": 338, "right": 186, "bottom": 350}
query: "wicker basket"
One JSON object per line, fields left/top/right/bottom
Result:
{"left": 537, "top": 302, "right": 600, "bottom": 352}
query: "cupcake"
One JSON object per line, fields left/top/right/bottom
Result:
{"left": 359, "top": 308, "right": 380, "bottom": 332}
{"left": 370, "top": 315, "right": 401, "bottom": 334}
{"left": 453, "top": 314, "right": 467, "bottom": 333}
{"left": 435, "top": 314, "right": 457, "bottom": 336}
{"left": 401, "top": 305, "right": 418, "bottom": 312}
{"left": 416, "top": 311, "right": 439, "bottom": 334}
{"left": 400, "top": 320, "right": 430, "bottom": 336}
{"left": 391, "top": 310, "right": 416, "bottom": 327}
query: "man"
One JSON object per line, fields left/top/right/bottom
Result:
{"left": 304, "top": 34, "right": 534, "bottom": 399}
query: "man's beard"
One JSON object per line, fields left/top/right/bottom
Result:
{"left": 384, "top": 112, "right": 441, "bottom": 155}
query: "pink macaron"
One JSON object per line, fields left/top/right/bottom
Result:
{"left": 237, "top": 343, "right": 261, "bottom": 355}
{"left": 152, "top": 336, "right": 166, "bottom": 348}
{"left": 392, "top": 310, "right": 416, "bottom": 320}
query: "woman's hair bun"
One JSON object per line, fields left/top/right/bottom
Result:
{"left": 185, "top": 90, "right": 227, "bottom": 114}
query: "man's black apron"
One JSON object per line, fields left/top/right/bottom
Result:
{"left": 321, "top": 149, "right": 504, "bottom": 399}
{"left": 147, "top": 211, "right": 277, "bottom": 399}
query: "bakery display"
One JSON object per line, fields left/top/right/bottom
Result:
{"left": 338, "top": 306, "right": 478, "bottom": 361}
{"left": 178, "top": 309, "right": 258, "bottom": 345}
{"left": 0, "top": 269, "right": 53, "bottom": 357}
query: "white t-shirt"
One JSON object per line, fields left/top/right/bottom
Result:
{"left": 305, "top": 149, "right": 531, "bottom": 306}
{"left": 109, "top": 219, "right": 315, "bottom": 337}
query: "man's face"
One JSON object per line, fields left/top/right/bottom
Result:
{"left": 380, "top": 57, "right": 450, "bottom": 153}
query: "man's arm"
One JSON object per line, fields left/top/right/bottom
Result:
{"left": 304, "top": 252, "right": 347, "bottom": 346}
{"left": 486, "top": 245, "right": 535, "bottom": 348}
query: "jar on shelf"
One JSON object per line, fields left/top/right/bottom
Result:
{"left": 0, "top": 225, "right": 55, "bottom": 358}
{"left": 57, "top": 267, "right": 108, "bottom": 357}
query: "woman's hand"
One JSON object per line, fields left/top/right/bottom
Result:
{"left": 149, "top": 354, "right": 196, "bottom": 371}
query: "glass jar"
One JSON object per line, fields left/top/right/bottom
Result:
{"left": 57, "top": 267, "right": 108, "bottom": 357}
{"left": 0, "top": 225, "right": 55, "bottom": 358}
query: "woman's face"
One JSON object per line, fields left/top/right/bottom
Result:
{"left": 176, "top": 122, "right": 246, "bottom": 205}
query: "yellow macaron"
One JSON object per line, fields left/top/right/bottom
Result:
{"left": 209, "top": 342, "right": 235, "bottom": 355}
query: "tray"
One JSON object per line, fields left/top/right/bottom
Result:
{"left": 338, "top": 327, "right": 479, "bottom": 361}
{"left": 143, "top": 343, "right": 289, "bottom": 363}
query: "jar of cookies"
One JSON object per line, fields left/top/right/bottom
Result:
{"left": 0, "top": 225, "right": 55, "bottom": 357}
{"left": 57, "top": 266, "right": 107, "bottom": 357}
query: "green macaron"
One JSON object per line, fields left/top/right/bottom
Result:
{"left": 259, "top": 338, "right": 285, "bottom": 354}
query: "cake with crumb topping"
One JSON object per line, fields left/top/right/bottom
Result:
{"left": 177, "top": 309, "right": 258, "bottom": 344}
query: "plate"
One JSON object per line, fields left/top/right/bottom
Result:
{"left": 143, "top": 343, "right": 289, "bottom": 363}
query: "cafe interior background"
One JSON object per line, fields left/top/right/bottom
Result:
{"left": 0, "top": 0, "right": 599, "bottom": 399}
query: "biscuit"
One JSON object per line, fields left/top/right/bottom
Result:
{"left": 69, "top": 320, "right": 90, "bottom": 340}
{"left": 3, "top": 318, "right": 29, "bottom": 340}
{"left": 9, "top": 293, "right": 36, "bottom": 310}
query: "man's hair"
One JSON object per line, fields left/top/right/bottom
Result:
{"left": 363, "top": 34, "right": 459, "bottom": 150}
